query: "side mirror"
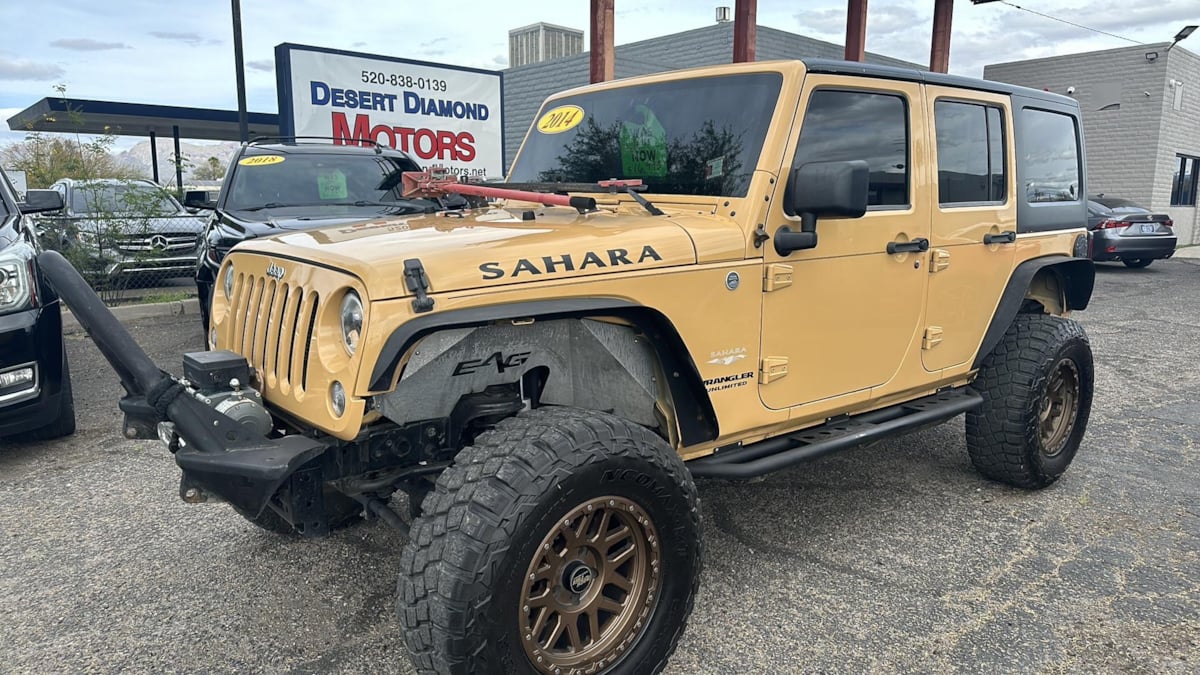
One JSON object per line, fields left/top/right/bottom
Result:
{"left": 184, "top": 190, "right": 215, "bottom": 210}
{"left": 775, "top": 160, "right": 869, "bottom": 255}
{"left": 18, "top": 189, "right": 65, "bottom": 214}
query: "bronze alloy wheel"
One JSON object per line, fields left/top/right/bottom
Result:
{"left": 519, "top": 495, "right": 661, "bottom": 674}
{"left": 1039, "top": 358, "right": 1081, "bottom": 457}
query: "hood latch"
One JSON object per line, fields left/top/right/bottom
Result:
{"left": 403, "top": 258, "right": 435, "bottom": 313}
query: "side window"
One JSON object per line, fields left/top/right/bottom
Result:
{"left": 934, "top": 100, "right": 1007, "bottom": 205}
{"left": 1021, "top": 108, "right": 1080, "bottom": 203}
{"left": 790, "top": 89, "right": 909, "bottom": 210}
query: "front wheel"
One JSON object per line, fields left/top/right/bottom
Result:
{"left": 967, "top": 314, "right": 1093, "bottom": 488}
{"left": 398, "top": 407, "right": 701, "bottom": 675}
{"left": 1122, "top": 258, "right": 1153, "bottom": 268}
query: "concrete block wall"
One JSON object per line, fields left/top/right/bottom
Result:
{"left": 501, "top": 23, "right": 922, "bottom": 170}
{"left": 985, "top": 44, "right": 1200, "bottom": 246}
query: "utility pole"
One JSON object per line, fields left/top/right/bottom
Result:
{"left": 231, "top": 0, "right": 250, "bottom": 142}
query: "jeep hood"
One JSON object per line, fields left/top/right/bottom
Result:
{"left": 236, "top": 205, "right": 741, "bottom": 300}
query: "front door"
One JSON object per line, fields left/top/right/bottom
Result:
{"left": 759, "top": 79, "right": 932, "bottom": 410}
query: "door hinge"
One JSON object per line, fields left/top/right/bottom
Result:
{"left": 929, "top": 249, "right": 951, "bottom": 273}
{"left": 760, "top": 356, "right": 789, "bottom": 384}
{"left": 763, "top": 263, "right": 793, "bottom": 292}
{"left": 923, "top": 326, "right": 944, "bottom": 350}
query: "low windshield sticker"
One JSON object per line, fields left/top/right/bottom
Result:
{"left": 317, "top": 170, "right": 348, "bottom": 200}
{"left": 238, "top": 155, "right": 285, "bottom": 166}
{"left": 620, "top": 105, "right": 668, "bottom": 177}
{"left": 537, "top": 105, "right": 585, "bottom": 134}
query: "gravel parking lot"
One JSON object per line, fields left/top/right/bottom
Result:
{"left": 2, "top": 260, "right": 1197, "bottom": 673}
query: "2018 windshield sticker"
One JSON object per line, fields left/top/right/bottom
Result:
{"left": 238, "top": 155, "right": 285, "bottom": 166}
{"left": 537, "top": 105, "right": 585, "bottom": 134}
{"left": 479, "top": 245, "right": 662, "bottom": 280}
{"left": 317, "top": 169, "right": 348, "bottom": 200}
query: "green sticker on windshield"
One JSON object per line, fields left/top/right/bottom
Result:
{"left": 317, "top": 170, "right": 348, "bottom": 200}
{"left": 620, "top": 105, "right": 668, "bottom": 178}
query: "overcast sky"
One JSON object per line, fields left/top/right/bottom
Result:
{"left": 1, "top": 0, "right": 1195, "bottom": 148}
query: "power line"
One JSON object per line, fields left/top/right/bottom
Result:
{"left": 998, "top": 1, "right": 1142, "bottom": 45}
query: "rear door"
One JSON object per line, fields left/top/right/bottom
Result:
{"left": 922, "top": 88, "right": 1016, "bottom": 373}
{"left": 759, "top": 78, "right": 932, "bottom": 409}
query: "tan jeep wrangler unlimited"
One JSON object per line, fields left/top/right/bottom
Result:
{"left": 46, "top": 58, "right": 1095, "bottom": 674}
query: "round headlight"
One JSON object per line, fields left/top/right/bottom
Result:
{"left": 340, "top": 290, "right": 363, "bottom": 355}
{"left": 223, "top": 264, "right": 235, "bottom": 300}
{"left": 330, "top": 381, "right": 346, "bottom": 418}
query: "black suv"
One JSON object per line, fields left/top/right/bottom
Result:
{"left": 0, "top": 168, "right": 75, "bottom": 440}
{"left": 188, "top": 139, "right": 460, "bottom": 332}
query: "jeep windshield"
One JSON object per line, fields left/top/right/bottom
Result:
{"left": 225, "top": 152, "right": 429, "bottom": 215}
{"left": 508, "top": 73, "right": 782, "bottom": 198}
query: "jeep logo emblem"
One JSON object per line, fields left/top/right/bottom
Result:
{"left": 265, "top": 263, "right": 285, "bottom": 280}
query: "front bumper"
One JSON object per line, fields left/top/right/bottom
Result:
{"left": 0, "top": 304, "right": 67, "bottom": 437}
{"left": 1091, "top": 230, "right": 1177, "bottom": 262}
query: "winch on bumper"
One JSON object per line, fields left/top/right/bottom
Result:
{"left": 38, "top": 250, "right": 345, "bottom": 532}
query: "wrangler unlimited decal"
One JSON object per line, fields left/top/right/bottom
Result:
{"left": 479, "top": 245, "right": 663, "bottom": 280}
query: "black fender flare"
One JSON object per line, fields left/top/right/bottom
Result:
{"left": 973, "top": 256, "right": 1094, "bottom": 369}
{"left": 366, "top": 298, "right": 719, "bottom": 446}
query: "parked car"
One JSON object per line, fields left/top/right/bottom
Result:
{"left": 0, "top": 167, "right": 75, "bottom": 441}
{"left": 187, "top": 138, "right": 460, "bottom": 331}
{"left": 37, "top": 178, "right": 206, "bottom": 282}
{"left": 1087, "top": 195, "right": 1176, "bottom": 268}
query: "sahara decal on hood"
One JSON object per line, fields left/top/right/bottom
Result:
{"left": 236, "top": 206, "right": 713, "bottom": 299}
{"left": 479, "top": 245, "right": 663, "bottom": 280}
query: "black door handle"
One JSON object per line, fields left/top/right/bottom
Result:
{"left": 886, "top": 237, "right": 929, "bottom": 254}
{"left": 983, "top": 231, "right": 1017, "bottom": 245}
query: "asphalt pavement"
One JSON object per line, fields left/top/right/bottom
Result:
{"left": 1, "top": 259, "right": 1197, "bottom": 673}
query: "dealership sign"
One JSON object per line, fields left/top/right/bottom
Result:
{"left": 275, "top": 43, "right": 504, "bottom": 179}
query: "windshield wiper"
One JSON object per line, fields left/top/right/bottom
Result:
{"left": 624, "top": 189, "right": 664, "bottom": 216}
{"left": 236, "top": 200, "right": 423, "bottom": 212}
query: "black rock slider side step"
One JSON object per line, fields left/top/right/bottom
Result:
{"left": 688, "top": 387, "right": 982, "bottom": 480}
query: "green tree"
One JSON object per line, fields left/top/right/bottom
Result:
{"left": 192, "top": 156, "right": 226, "bottom": 181}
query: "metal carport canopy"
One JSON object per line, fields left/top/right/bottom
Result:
{"left": 6, "top": 97, "right": 280, "bottom": 190}
{"left": 6, "top": 97, "right": 278, "bottom": 141}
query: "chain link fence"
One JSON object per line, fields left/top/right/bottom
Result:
{"left": 33, "top": 180, "right": 205, "bottom": 306}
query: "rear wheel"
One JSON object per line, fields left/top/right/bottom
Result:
{"left": 398, "top": 407, "right": 701, "bottom": 675}
{"left": 1122, "top": 258, "right": 1153, "bottom": 268}
{"left": 966, "top": 314, "right": 1093, "bottom": 489}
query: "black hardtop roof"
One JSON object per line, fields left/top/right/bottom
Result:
{"left": 801, "top": 58, "right": 1076, "bottom": 106}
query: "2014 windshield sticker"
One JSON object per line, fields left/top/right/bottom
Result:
{"left": 704, "top": 371, "right": 754, "bottom": 392}
{"left": 238, "top": 155, "right": 285, "bottom": 166}
{"left": 537, "top": 105, "right": 585, "bottom": 134}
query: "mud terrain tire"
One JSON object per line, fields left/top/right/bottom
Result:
{"left": 398, "top": 407, "right": 701, "bottom": 675}
{"left": 967, "top": 314, "right": 1093, "bottom": 488}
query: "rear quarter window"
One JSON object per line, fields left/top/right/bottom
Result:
{"left": 1021, "top": 109, "right": 1081, "bottom": 203}
{"left": 1013, "top": 100, "right": 1087, "bottom": 234}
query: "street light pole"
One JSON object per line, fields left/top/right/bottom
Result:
{"left": 231, "top": 0, "right": 249, "bottom": 143}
